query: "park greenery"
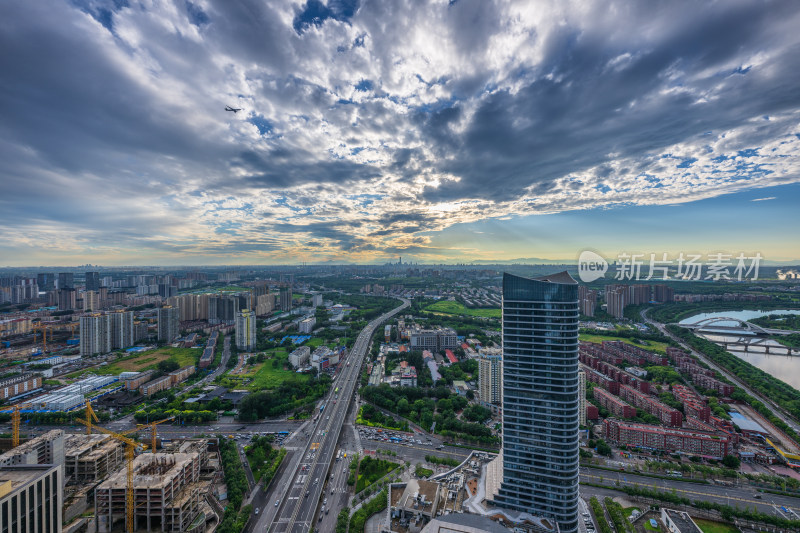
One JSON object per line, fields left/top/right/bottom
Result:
{"left": 238, "top": 373, "right": 332, "bottom": 420}
{"left": 579, "top": 327, "right": 678, "bottom": 354}
{"left": 245, "top": 435, "right": 286, "bottom": 484}
{"left": 437, "top": 359, "right": 478, "bottom": 385}
{"left": 357, "top": 404, "right": 409, "bottom": 432}
{"left": 425, "top": 455, "right": 461, "bottom": 467}
{"left": 424, "top": 300, "right": 501, "bottom": 318}
{"left": 217, "top": 437, "right": 250, "bottom": 533}
{"left": 349, "top": 489, "right": 388, "bottom": 533}
{"left": 353, "top": 456, "right": 400, "bottom": 492}
{"left": 415, "top": 464, "right": 433, "bottom": 478}
{"left": 604, "top": 497, "right": 634, "bottom": 533}
{"left": 589, "top": 497, "right": 614, "bottom": 533}
{"left": 335, "top": 508, "right": 349, "bottom": 533}
{"left": 668, "top": 325, "right": 800, "bottom": 445}
{"left": 360, "top": 383, "right": 498, "bottom": 445}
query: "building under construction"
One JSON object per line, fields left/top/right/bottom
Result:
{"left": 63, "top": 433, "right": 125, "bottom": 483}
{"left": 0, "top": 429, "right": 64, "bottom": 468}
{"left": 95, "top": 452, "right": 203, "bottom": 533}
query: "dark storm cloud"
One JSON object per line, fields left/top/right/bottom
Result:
{"left": 419, "top": 1, "right": 800, "bottom": 203}
{"left": 1, "top": 0, "right": 799, "bottom": 264}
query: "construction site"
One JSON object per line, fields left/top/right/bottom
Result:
{"left": 0, "top": 420, "right": 224, "bottom": 533}
{"left": 95, "top": 452, "right": 205, "bottom": 533}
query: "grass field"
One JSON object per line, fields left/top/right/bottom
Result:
{"left": 67, "top": 347, "right": 198, "bottom": 378}
{"left": 622, "top": 507, "right": 640, "bottom": 519}
{"left": 223, "top": 348, "right": 308, "bottom": 390}
{"left": 304, "top": 338, "right": 324, "bottom": 349}
{"left": 692, "top": 518, "right": 740, "bottom": 533}
{"left": 643, "top": 519, "right": 660, "bottom": 531}
{"left": 579, "top": 333, "right": 670, "bottom": 355}
{"left": 425, "top": 300, "right": 501, "bottom": 318}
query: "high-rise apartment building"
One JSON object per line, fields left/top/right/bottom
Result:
{"left": 312, "top": 293, "right": 323, "bottom": 307}
{"left": 279, "top": 287, "right": 292, "bottom": 311}
{"left": 578, "top": 370, "right": 587, "bottom": 427}
{"left": 494, "top": 272, "right": 579, "bottom": 533}
{"left": 235, "top": 310, "right": 257, "bottom": 351}
{"left": 57, "top": 288, "right": 76, "bottom": 311}
{"left": 83, "top": 290, "right": 99, "bottom": 311}
{"left": 167, "top": 293, "right": 210, "bottom": 322}
{"left": 578, "top": 286, "right": 597, "bottom": 317}
{"left": 57, "top": 272, "right": 74, "bottom": 289}
{"left": 79, "top": 311, "right": 135, "bottom": 356}
{"left": 37, "top": 273, "right": 55, "bottom": 292}
{"left": 652, "top": 284, "right": 674, "bottom": 303}
{"left": 158, "top": 283, "right": 177, "bottom": 298}
{"left": 478, "top": 348, "right": 503, "bottom": 407}
{"left": 80, "top": 314, "right": 112, "bottom": 356}
{"left": 85, "top": 271, "right": 100, "bottom": 291}
{"left": 0, "top": 464, "right": 63, "bottom": 533}
{"left": 110, "top": 311, "right": 134, "bottom": 351}
{"left": 208, "top": 295, "right": 238, "bottom": 324}
{"left": 605, "top": 286, "right": 626, "bottom": 319}
{"left": 157, "top": 306, "right": 180, "bottom": 343}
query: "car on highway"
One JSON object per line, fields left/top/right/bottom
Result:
{"left": 275, "top": 499, "right": 280, "bottom": 507}
{"left": 255, "top": 508, "right": 259, "bottom": 515}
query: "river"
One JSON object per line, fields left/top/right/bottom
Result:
{"left": 679, "top": 309, "right": 800, "bottom": 390}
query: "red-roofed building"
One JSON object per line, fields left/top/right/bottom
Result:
{"left": 445, "top": 349, "right": 458, "bottom": 364}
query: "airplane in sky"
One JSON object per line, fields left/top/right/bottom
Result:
{"left": 225, "top": 105, "right": 242, "bottom": 113}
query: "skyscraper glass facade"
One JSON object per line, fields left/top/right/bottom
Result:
{"left": 495, "top": 272, "right": 579, "bottom": 533}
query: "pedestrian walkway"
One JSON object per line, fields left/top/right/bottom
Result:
{"left": 364, "top": 511, "right": 386, "bottom": 533}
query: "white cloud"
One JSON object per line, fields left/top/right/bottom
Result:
{"left": 0, "top": 0, "right": 799, "bottom": 264}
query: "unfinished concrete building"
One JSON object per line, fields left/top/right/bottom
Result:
{"left": 95, "top": 452, "right": 202, "bottom": 533}
{"left": 63, "top": 433, "right": 125, "bottom": 483}
{"left": 0, "top": 429, "right": 65, "bottom": 468}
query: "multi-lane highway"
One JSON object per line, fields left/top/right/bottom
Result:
{"left": 258, "top": 298, "right": 409, "bottom": 533}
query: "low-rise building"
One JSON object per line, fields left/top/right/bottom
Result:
{"left": 299, "top": 316, "right": 316, "bottom": 334}
{"left": 122, "top": 370, "right": 155, "bottom": 391}
{"left": 140, "top": 376, "right": 172, "bottom": 396}
{"left": 0, "top": 373, "right": 42, "bottom": 400}
{"left": 604, "top": 419, "right": 731, "bottom": 458}
{"left": 168, "top": 365, "right": 195, "bottom": 385}
{"left": 661, "top": 509, "right": 703, "bottom": 533}
{"left": 410, "top": 327, "right": 458, "bottom": 352}
{"left": 390, "top": 479, "right": 442, "bottom": 528}
{"left": 289, "top": 346, "right": 311, "bottom": 368}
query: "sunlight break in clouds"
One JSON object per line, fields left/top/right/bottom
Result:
{"left": 1, "top": 0, "right": 799, "bottom": 265}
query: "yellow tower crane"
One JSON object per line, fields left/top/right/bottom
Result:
{"left": 11, "top": 405, "right": 21, "bottom": 448}
{"left": 32, "top": 323, "right": 52, "bottom": 352}
{"left": 84, "top": 400, "right": 98, "bottom": 435}
{"left": 75, "top": 418, "right": 147, "bottom": 533}
{"left": 137, "top": 416, "right": 175, "bottom": 452}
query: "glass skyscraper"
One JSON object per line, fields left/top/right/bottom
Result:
{"left": 494, "top": 272, "right": 579, "bottom": 533}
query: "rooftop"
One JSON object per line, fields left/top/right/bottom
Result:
{"left": 97, "top": 452, "right": 198, "bottom": 490}
{"left": 0, "top": 464, "right": 57, "bottom": 496}
{"left": 421, "top": 513, "right": 509, "bottom": 533}
{"left": 663, "top": 509, "right": 703, "bottom": 533}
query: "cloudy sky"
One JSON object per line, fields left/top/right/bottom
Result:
{"left": 2, "top": 0, "right": 799, "bottom": 266}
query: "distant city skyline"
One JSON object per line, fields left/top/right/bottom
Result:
{"left": 1, "top": 1, "right": 799, "bottom": 265}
